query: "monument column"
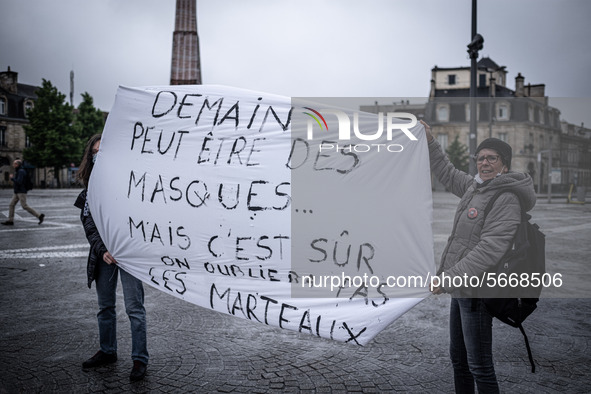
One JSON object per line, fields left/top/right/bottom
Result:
{"left": 170, "top": 0, "right": 202, "bottom": 85}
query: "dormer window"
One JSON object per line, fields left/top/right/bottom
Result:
{"left": 24, "top": 100, "right": 34, "bottom": 115}
{"left": 0, "top": 97, "right": 6, "bottom": 115}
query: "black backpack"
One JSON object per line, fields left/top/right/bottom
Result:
{"left": 24, "top": 170, "right": 34, "bottom": 192}
{"left": 481, "top": 190, "right": 546, "bottom": 373}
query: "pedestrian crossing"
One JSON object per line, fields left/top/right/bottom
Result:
{"left": 0, "top": 243, "right": 89, "bottom": 259}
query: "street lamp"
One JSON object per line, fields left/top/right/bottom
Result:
{"left": 467, "top": 0, "right": 484, "bottom": 176}
{"left": 487, "top": 68, "right": 496, "bottom": 139}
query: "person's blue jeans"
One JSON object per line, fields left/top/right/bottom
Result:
{"left": 95, "top": 259, "right": 148, "bottom": 364}
{"left": 449, "top": 298, "right": 498, "bottom": 393}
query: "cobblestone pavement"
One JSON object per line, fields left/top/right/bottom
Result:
{"left": 1, "top": 189, "right": 590, "bottom": 393}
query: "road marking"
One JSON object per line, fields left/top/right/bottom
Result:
{"left": 0, "top": 244, "right": 89, "bottom": 259}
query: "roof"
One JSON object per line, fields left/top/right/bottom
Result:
{"left": 432, "top": 57, "right": 506, "bottom": 72}
{"left": 0, "top": 83, "right": 39, "bottom": 120}
{"left": 14, "top": 83, "right": 38, "bottom": 99}
{"left": 477, "top": 57, "right": 502, "bottom": 71}
{"left": 434, "top": 84, "right": 515, "bottom": 98}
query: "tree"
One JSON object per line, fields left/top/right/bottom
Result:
{"left": 24, "top": 79, "right": 81, "bottom": 187}
{"left": 446, "top": 135, "right": 470, "bottom": 173}
{"left": 74, "top": 92, "right": 105, "bottom": 143}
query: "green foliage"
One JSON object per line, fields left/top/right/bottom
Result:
{"left": 24, "top": 79, "right": 81, "bottom": 186}
{"left": 446, "top": 135, "right": 470, "bottom": 173}
{"left": 23, "top": 82, "right": 105, "bottom": 187}
{"left": 74, "top": 92, "right": 105, "bottom": 142}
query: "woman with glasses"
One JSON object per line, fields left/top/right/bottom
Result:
{"left": 421, "top": 121, "right": 536, "bottom": 393}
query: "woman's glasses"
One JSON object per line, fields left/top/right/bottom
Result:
{"left": 473, "top": 154, "right": 500, "bottom": 164}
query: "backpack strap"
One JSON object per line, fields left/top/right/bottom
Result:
{"left": 484, "top": 191, "right": 537, "bottom": 373}
{"left": 483, "top": 190, "right": 526, "bottom": 221}
{"left": 518, "top": 323, "right": 536, "bottom": 373}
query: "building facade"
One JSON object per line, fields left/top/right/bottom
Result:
{"left": 559, "top": 121, "right": 591, "bottom": 192}
{"left": 363, "top": 57, "right": 590, "bottom": 193}
{"left": 424, "top": 57, "right": 589, "bottom": 192}
{"left": 0, "top": 67, "right": 37, "bottom": 187}
{"left": 0, "top": 67, "right": 73, "bottom": 188}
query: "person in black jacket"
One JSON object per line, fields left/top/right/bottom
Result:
{"left": 2, "top": 159, "right": 44, "bottom": 225}
{"left": 74, "top": 134, "right": 149, "bottom": 382}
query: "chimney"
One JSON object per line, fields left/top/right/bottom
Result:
{"left": 429, "top": 78, "right": 436, "bottom": 99}
{"left": 0, "top": 66, "right": 18, "bottom": 94}
{"left": 515, "top": 72, "right": 524, "bottom": 97}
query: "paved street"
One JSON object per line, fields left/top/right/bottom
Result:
{"left": 1, "top": 188, "right": 590, "bottom": 393}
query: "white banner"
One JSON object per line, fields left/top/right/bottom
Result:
{"left": 89, "top": 85, "right": 435, "bottom": 345}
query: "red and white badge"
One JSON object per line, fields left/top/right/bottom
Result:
{"left": 467, "top": 207, "right": 478, "bottom": 219}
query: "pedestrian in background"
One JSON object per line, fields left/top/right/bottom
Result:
{"left": 423, "top": 121, "right": 536, "bottom": 393}
{"left": 74, "top": 134, "right": 149, "bottom": 382}
{"left": 2, "top": 159, "right": 44, "bottom": 226}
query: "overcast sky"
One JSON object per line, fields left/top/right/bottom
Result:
{"left": 1, "top": 0, "right": 590, "bottom": 126}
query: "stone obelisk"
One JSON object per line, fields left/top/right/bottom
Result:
{"left": 170, "top": 0, "right": 202, "bottom": 85}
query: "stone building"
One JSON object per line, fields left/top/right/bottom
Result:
{"left": 363, "top": 57, "right": 590, "bottom": 193}
{"left": 0, "top": 67, "right": 73, "bottom": 188}
{"left": 424, "top": 57, "right": 568, "bottom": 192}
{"left": 559, "top": 121, "right": 591, "bottom": 192}
{"left": 0, "top": 67, "right": 37, "bottom": 188}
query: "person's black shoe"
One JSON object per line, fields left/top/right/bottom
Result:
{"left": 1, "top": 220, "right": 14, "bottom": 225}
{"left": 38, "top": 214, "right": 45, "bottom": 225}
{"left": 82, "top": 350, "right": 117, "bottom": 368}
{"left": 130, "top": 360, "right": 147, "bottom": 382}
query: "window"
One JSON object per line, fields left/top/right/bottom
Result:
{"left": 0, "top": 97, "right": 6, "bottom": 115}
{"left": 538, "top": 108, "right": 545, "bottom": 124}
{"left": 448, "top": 74, "right": 456, "bottom": 85}
{"left": 0, "top": 126, "right": 6, "bottom": 147}
{"left": 479, "top": 74, "right": 487, "bottom": 87}
{"left": 24, "top": 100, "right": 34, "bottom": 116}
{"left": 437, "top": 105, "right": 449, "bottom": 122}
{"left": 437, "top": 134, "right": 448, "bottom": 151}
{"left": 497, "top": 102, "right": 509, "bottom": 120}
{"left": 465, "top": 103, "right": 481, "bottom": 122}
{"left": 528, "top": 105, "right": 534, "bottom": 122}
{"left": 498, "top": 132, "right": 507, "bottom": 142}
